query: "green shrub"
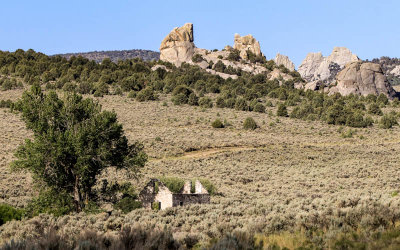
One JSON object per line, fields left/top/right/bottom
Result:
{"left": 114, "top": 197, "right": 142, "bottom": 213}
{"left": 136, "top": 88, "right": 158, "bottom": 102}
{"left": 172, "top": 85, "right": 192, "bottom": 97}
{"left": 325, "top": 103, "right": 346, "bottom": 125}
{"left": 225, "top": 98, "right": 236, "bottom": 109}
{"left": 192, "top": 54, "right": 204, "bottom": 63}
{"left": 341, "top": 129, "right": 355, "bottom": 138}
{"left": 199, "top": 179, "right": 217, "bottom": 196}
{"left": 152, "top": 202, "right": 160, "bottom": 211}
{"left": 235, "top": 98, "right": 249, "bottom": 111}
{"left": 25, "top": 190, "right": 74, "bottom": 217}
{"left": 0, "top": 99, "right": 14, "bottom": 109}
{"left": 213, "top": 60, "right": 226, "bottom": 73}
{"left": 1, "top": 78, "right": 23, "bottom": 91}
{"left": 368, "top": 103, "right": 383, "bottom": 116}
{"left": 127, "top": 90, "right": 136, "bottom": 98}
{"left": 380, "top": 114, "right": 398, "bottom": 129}
{"left": 211, "top": 119, "right": 224, "bottom": 128}
{"left": 172, "top": 93, "right": 188, "bottom": 105}
{"left": 78, "top": 81, "right": 94, "bottom": 94}
{"left": 199, "top": 97, "right": 213, "bottom": 108}
{"left": 227, "top": 49, "right": 241, "bottom": 62}
{"left": 93, "top": 82, "right": 109, "bottom": 97}
{"left": 346, "top": 111, "right": 371, "bottom": 128}
{"left": 277, "top": 104, "right": 288, "bottom": 117}
{"left": 172, "top": 85, "right": 193, "bottom": 105}
{"left": 0, "top": 204, "right": 24, "bottom": 226}
{"left": 159, "top": 177, "right": 185, "bottom": 193}
{"left": 216, "top": 97, "right": 225, "bottom": 108}
{"left": 188, "top": 93, "right": 199, "bottom": 106}
{"left": 377, "top": 93, "right": 389, "bottom": 105}
{"left": 253, "top": 103, "right": 265, "bottom": 113}
{"left": 113, "top": 86, "right": 123, "bottom": 96}
{"left": 243, "top": 117, "right": 257, "bottom": 130}
{"left": 62, "top": 82, "right": 77, "bottom": 92}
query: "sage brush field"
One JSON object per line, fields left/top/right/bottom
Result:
{"left": 1, "top": 87, "right": 400, "bottom": 248}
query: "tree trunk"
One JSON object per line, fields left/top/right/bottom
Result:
{"left": 74, "top": 176, "right": 82, "bottom": 212}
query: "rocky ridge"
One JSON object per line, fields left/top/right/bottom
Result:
{"left": 158, "top": 23, "right": 295, "bottom": 82}
{"left": 56, "top": 49, "right": 160, "bottom": 63}
{"left": 298, "top": 47, "right": 360, "bottom": 83}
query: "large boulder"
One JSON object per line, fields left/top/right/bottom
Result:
{"left": 297, "top": 52, "right": 324, "bottom": 82}
{"left": 160, "top": 23, "right": 195, "bottom": 66}
{"left": 233, "top": 34, "right": 262, "bottom": 60}
{"left": 298, "top": 47, "right": 359, "bottom": 83}
{"left": 274, "top": 53, "right": 295, "bottom": 71}
{"left": 330, "top": 61, "right": 396, "bottom": 98}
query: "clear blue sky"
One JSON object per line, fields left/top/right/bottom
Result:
{"left": 0, "top": 0, "right": 398, "bottom": 66}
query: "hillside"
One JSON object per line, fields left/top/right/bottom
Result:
{"left": 56, "top": 49, "right": 160, "bottom": 63}
{"left": 1, "top": 49, "right": 400, "bottom": 248}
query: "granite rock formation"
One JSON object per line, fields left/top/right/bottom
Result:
{"left": 298, "top": 47, "right": 360, "bottom": 83}
{"left": 233, "top": 34, "right": 262, "bottom": 60}
{"left": 274, "top": 53, "right": 295, "bottom": 71}
{"left": 329, "top": 61, "right": 396, "bottom": 98}
{"left": 160, "top": 23, "right": 195, "bottom": 66}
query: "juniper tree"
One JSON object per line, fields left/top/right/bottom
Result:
{"left": 12, "top": 84, "right": 147, "bottom": 212}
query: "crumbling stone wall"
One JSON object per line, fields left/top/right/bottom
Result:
{"left": 172, "top": 194, "right": 210, "bottom": 207}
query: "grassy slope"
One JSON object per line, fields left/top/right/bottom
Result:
{"left": 1, "top": 89, "right": 400, "bottom": 245}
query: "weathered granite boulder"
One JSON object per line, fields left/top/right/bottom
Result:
{"left": 390, "top": 65, "right": 400, "bottom": 76}
{"left": 298, "top": 47, "right": 359, "bottom": 83}
{"left": 327, "top": 47, "right": 359, "bottom": 67}
{"left": 305, "top": 80, "right": 324, "bottom": 91}
{"left": 233, "top": 34, "right": 262, "bottom": 60}
{"left": 330, "top": 62, "right": 396, "bottom": 98}
{"left": 274, "top": 53, "right": 295, "bottom": 71}
{"left": 297, "top": 52, "right": 324, "bottom": 82}
{"left": 160, "top": 23, "right": 195, "bottom": 66}
{"left": 224, "top": 45, "right": 233, "bottom": 51}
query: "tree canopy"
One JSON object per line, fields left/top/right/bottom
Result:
{"left": 12, "top": 84, "right": 147, "bottom": 211}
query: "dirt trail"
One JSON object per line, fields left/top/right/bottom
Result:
{"left": 149, "top": 136, "right": 400, "bottom": 162}
{"left": 150, "top": 145, "right": 260, "bottom": 162}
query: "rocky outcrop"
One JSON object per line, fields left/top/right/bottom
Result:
{"left": 233, "top": 34, "right": 262, "bottom": 60}
{"left": 297, "top": 52, "right": 324, "bottom": 82}
{"left": 160, "top": 23, "right": 195, "bottom": 66}
{"left": 298, "top": 47, "right": 360, "bottom": 83}
{"left": 274, "top": 53, "right": 295, "bottom": 71}
{"left": 327, "top": 47, "right": 359, "bottom": 67}
{"left": 390, "top": 65, "right": 400, "bottom": 76}
{"left": 159, "top": 23, "right": 296, "bottom": 83}
{"left": 329, "top": 62, "right": 396, "bottom": 98}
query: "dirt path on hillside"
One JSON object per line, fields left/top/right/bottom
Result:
{"left": 149, "top": 136, "right": 400, "bottom": 162}
{"left": 150, "top": 145, "right": 261, "bottom": 162}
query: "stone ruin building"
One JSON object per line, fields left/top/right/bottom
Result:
{"left": 139, "top": 178, "right": 210, "bottom": 210}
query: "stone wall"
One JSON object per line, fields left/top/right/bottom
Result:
{"left": 172, "top": 194, "right": 210, "bottom": 207}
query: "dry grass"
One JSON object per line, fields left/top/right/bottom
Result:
{"left": 1, "top": 89, "right": 400, "bottom": 245}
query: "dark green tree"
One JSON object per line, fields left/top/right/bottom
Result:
{"left": 277, "top": 104, "right": 288, "bottom": 117}
{"left": 12, "top": 84, "right": 147, "bottom": 212}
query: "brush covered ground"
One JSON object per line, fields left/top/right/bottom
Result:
{"left": 1, "top": 87, "right": 400, "bottom": 248}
